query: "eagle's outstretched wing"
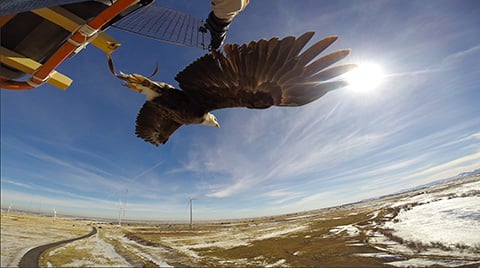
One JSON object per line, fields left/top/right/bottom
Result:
{"left": 175, "top": 32, "right": 356, "bottom": 112}
{"left": 135, "top": 102, "right": 182, "bottom": 146}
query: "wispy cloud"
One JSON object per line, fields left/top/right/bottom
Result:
{"left": 439, "top": 44, "right": 480, "bottom": 70}
{"left": 182, "top": 99, "right": 392, "bottom": 198}
{"left": 399, "top": 152, "right": 480, "bottom": 187}
{"left": 1, "top": 178, "right": 35, "bottom": 190}
{"left": 279, "top": 191, "right": 338, "bottom": 213}
{"left": 0, "top": 187, "right": 188, "bottom": 220}
{"left": 1, "top": 135, "right": 172, "bottom": 201}
{"left": 177, "top": 62, "right": 480, "bottom": 205}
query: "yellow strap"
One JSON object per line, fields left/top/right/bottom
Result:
{"left": 32, "top": 7, "right": 121, "bottom": 54}
{"left": 1, "top": 46, "right": 72, "bottom": 90}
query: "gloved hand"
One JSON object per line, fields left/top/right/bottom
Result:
{"left": 204, "top": 11, "right": 231, "bottom": 50}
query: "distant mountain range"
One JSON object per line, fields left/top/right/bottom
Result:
{"left": 364, "top": 168, "right": 480, "bottom": 201}
{"left": 414, "top": 168, "right": 480, "bottom": 190}
{"left": 456, "top": 168, "right": 480, "bottom": 178}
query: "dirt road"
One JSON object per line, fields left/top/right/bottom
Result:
{"left": 18, "top": 227, "right": 97, "bottom": 268}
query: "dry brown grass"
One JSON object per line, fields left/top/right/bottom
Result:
{"left": 1, "top": 211, "right": 91, "bottom": 267}
{"left": 40, "top": 245, "right": 92, "bottom": 267}
{"left": 99, "top": 226, "right": 159, "bottom": 268}
{"left": 122, "top": 207, "right": 391, "bottom": 267}
{"left": 1, "top": 211, "right": 88, "bottom": 237}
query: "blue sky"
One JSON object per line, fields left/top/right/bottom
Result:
{"left": 1, "top": 0, "right": 479, "bottom": 221}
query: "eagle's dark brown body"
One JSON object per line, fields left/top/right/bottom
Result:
{"left": 129, "top": 32, "right": 356, "bottom": 146}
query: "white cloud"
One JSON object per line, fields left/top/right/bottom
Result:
{"left": 279, "top": 191, "right": 337, "bottom": 213}
{"left": 439, "top": 44, "right": 480, "bottom": 70}
{"left": 402, "top": 152, "right": 480, "bottom": 187}
{"left": 179, "top": 79, "right": 479, "bottom": 202}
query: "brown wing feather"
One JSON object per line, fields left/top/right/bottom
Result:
{"left": 175, "top": 32, "right": 355, "bottom": 111}
{"left": 135, "top": 102, "right": 182, "bottom": 146}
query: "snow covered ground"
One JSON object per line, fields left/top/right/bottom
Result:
{"left": 370, "top": 177, "right": 480, "bottom": 267}
{"left": 106, "top": 230, "right": 173, "bottom": 267}
{"left": 0, "top": 213, "right": 90, "bottom": 267}
{"left": 385, "top": 196, "right": 479, "bottom": 247}
{"left": 329, "top": 224, "right": 360, "bottom": 236}
{"left": 46, "top": 231, "right": 131, "bottom": 267}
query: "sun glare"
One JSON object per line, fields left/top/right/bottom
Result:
{"left": 344, "top": 62, "right": 385, "bottom": 93}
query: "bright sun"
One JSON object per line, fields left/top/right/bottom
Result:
{"left": 344, "top": 62, "right": 385, "bottom": 93}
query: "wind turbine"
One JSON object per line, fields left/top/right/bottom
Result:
{"left": 118, "top": 200, "right": 123, "bottom": 226}
{"left": 118, "top": 189, "right": 128, "bottom": 226}
{"left": 53, "top": 208, "right": 57, "bottom": 222}
{"left": 189, "top": 197, "right": 196, "bottom": 230}
{"left": 6, "top": 204, "right": 12, "bottom": 217}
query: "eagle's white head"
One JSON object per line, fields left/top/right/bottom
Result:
{"left": 202, "top": 113, "right": 220, "bottom": 128}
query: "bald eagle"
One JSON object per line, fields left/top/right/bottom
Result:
{"left": 108, "top": 32, "right": 356, "bottom": 146}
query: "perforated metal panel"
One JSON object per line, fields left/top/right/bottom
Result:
{"left": 112, "top": 5, "right": 208, "bottom": 50}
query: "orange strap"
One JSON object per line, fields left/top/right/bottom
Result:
{"left": 0, "top": 76, "right": 35, "bottom": 90}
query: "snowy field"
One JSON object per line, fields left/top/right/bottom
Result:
{"left": 1, "top": 174, "right": 479, "bottom": 267}
{"left": 0, "top": 213, "right": 90, "bottom": 267}
{"left": 45, "top": 231, "right": 131, "bottom": 267}
{"left": 369, "top": 177, "right": 480, "bottom": 267}
{"left": 386, "top": 197, "right": 479, "bottom": 248}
